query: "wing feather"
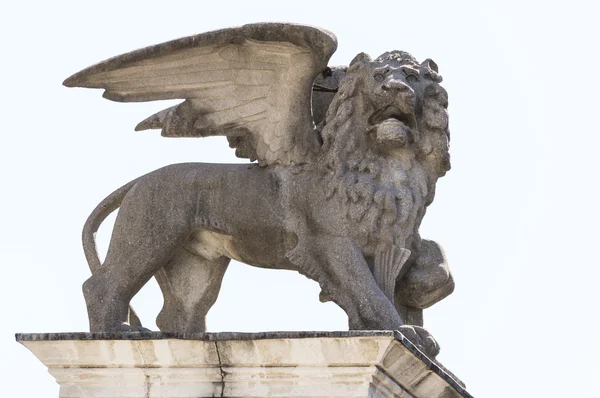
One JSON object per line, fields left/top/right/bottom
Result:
{"left": 64, "top": 23, "right": 337, "bottom": 165}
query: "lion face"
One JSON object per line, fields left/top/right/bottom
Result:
{"left": 363, "top": 57, "right": 420, "bottom": 143}
{"left": 347, "top": 51, "right": 451, "bottom": 176}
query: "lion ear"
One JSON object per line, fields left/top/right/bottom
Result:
{"left": 421, "top": 58, "right": 439, "bottom": 73}
{"left": 350, "top": 52, "right": 372, "bottom": 66}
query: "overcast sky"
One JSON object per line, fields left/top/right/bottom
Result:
{"left": 2, "top": 1, "right": 599, "bottom": 397}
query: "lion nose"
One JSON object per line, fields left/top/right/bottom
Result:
{"left": 383, "top": 79, "right": 411, "bottom": 92}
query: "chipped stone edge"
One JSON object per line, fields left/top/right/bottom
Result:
{"left": 391, "top": 331, "right": 473, "bottom": 398}
{"left": 15, "top": 330, "right": 472, "bottom": 397}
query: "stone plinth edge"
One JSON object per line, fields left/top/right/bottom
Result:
{"left": 16, "top": 331, "right": 472, "bottom": 398}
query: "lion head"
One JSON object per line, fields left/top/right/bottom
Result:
{"left": 317, "top": 50, "right": 451, "bottom": 252}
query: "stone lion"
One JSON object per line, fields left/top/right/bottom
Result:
{"left": 65, "top": 24, "right": 454, "bottom": 358}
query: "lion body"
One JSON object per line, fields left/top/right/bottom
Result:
{"left": 105, "top": 155, "right": 433, "bottom": 268}
{"left": 82, "top": 52, "right": 455, "bottom": 337}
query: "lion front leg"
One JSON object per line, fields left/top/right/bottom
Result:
{"left": 287, "top": 236, "right": 402, "bottom": 330}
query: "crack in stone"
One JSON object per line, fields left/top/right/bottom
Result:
{"left": 134, "top": 342, "right": 152, "bottom": 398}
{"left": 144, "top": 374, "right": 151, "bottom": 398}
{"left": 214, "top": 341, "right": 225, "bottom": 397}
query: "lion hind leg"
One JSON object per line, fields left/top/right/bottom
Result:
{"left": 82, "top": 224, "right": 191, "bottom": 332}
{"left": 82, "top": 183, "right": 195, "bottom": 332}
{"left": 155, "top": 247, "right": 229, "bottom": 333}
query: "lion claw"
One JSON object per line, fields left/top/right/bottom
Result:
{"left": 398, "top": 325, "right": 440, "bottom": 359}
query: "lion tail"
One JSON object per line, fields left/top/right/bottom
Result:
{"left": 82, "top": 177, "right": 142, "bottom": 327}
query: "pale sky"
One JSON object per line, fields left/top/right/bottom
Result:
{"left": 2, "top": 1, "right": 599, "bottom": 397}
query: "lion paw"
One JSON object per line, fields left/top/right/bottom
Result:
{"left": 397, "top": 325, "right": 440, "bottom": 359}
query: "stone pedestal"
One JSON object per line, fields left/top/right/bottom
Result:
{"left": 16, "top": 331, "right": 471, "bottom": 398}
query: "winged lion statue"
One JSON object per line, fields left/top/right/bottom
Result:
{"left": 64, "top": 23, "right": 455, "bottom": 359}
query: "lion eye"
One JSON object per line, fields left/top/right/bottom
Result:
{"left": 406, "top": 74, "right": 419, "bottom": 84}
{"left": 403, "top": 68, "right": 420, "bottom": 83}
{"left": 374, "top": 71, "right": 387, "bottom": 82}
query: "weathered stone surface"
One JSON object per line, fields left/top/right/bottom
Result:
{"left": 16, "top": 331, "right": 472, "bottom": 398}
{"left": 64, "top": 23, "right": 455, "bottom": 359}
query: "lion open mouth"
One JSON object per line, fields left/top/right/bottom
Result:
{"left": 369, "top": 105, "right": 417, "bottom": 130}
{"left": 370, "top": 105, "right": 419, "bottom": 147}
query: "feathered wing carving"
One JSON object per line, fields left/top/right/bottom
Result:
{"left": 64, "top": 23, "right": 337, "bottom": 166}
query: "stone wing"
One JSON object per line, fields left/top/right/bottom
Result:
{"left": 64, "top": 23, "right": 337, "bottom": 166}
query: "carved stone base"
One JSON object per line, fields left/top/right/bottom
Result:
{"left": 16, "top": 331, "right": 471, "bottom": 398}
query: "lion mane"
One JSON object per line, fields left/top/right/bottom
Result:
{"left": 316, "top": 51, "right": 450, "bottom": 254}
